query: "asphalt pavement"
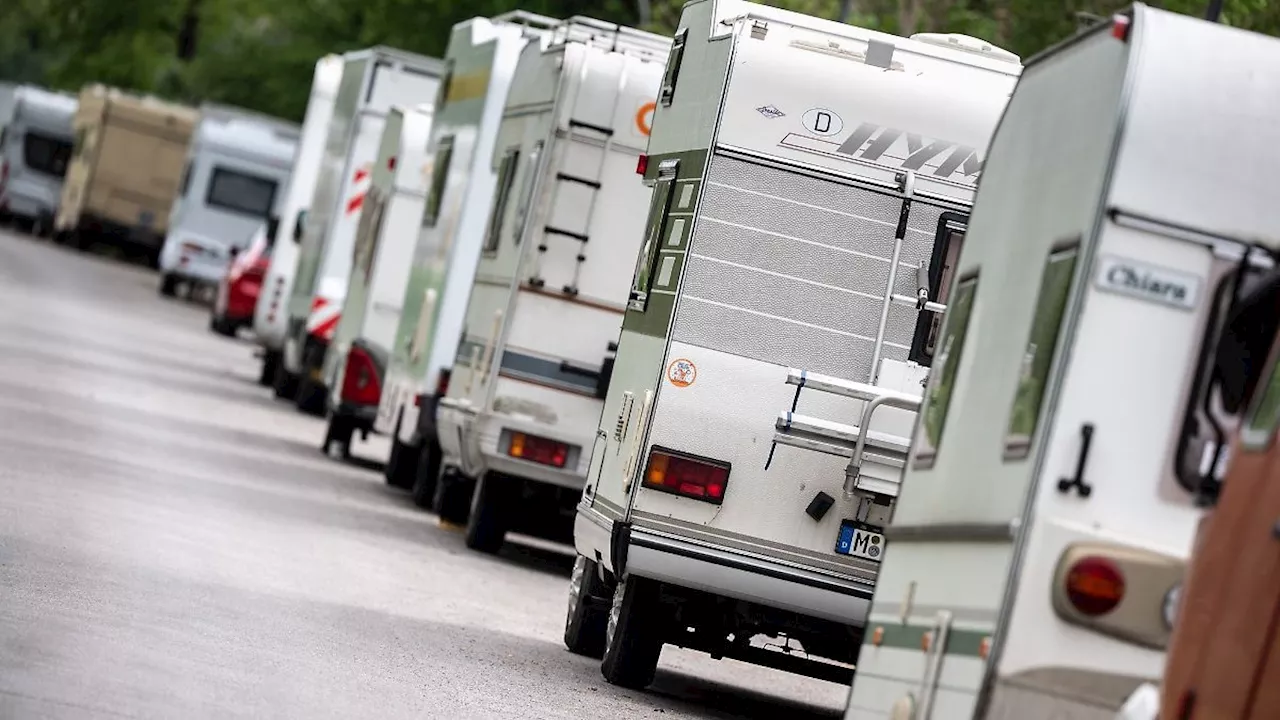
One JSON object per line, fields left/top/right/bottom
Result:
{"left": 0, "top": 228, "right": 848, "bottom": 719}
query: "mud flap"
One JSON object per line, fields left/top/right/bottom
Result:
{"left": 610, "top": 520, "right": 631, "bottom": 577}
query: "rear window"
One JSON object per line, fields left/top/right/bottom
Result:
{"left": 23, "top": 132, "right": 74, "bottom": 178}
{"left": 206, "top": 166, "right": 278, "bottom": 219}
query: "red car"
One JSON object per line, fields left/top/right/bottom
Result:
{"left": 210, "top": 221, "right": 273, "bottom": 337}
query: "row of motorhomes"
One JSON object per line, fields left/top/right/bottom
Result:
{"left": 122, "top": 0, "right": 1280, "bottom": 717}
{"left": 0, "top": 82, "right": 301, "bottom": 316}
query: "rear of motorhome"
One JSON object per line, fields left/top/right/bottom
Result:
{"left": 211, "top": 220, "right": 275, "bottom": 336}
{"left": 0, "top": 85, "right": 77, "bottom": 236}
{"left": 372, "top": 13, "right": 557, "bottom": 494}
{"left": 566, "top": 0, "right": 1019, "bottom": 690}
{"left": 320, "top": 104, "right": 435, "bottom": 458}
{"left": 55, "top": 85, "right": 198, "bottom": 264}
{"left": 431, "top": 17, "right": 671, "bottom": 552}
{"left": 159, "top": 106, "right": 300, "bottom": 297}
{"left": 282, "top": 47, "right": 446, "bottom": 416}
{"left": 844, "top": 6, "right": 1280, "bottom": 718}
{"left": 257, "top": 54, "right": 344, "bottom": 390}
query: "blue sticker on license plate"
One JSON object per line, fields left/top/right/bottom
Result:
{"left": 836, "top": 519, "right": 885, "bottom": 562}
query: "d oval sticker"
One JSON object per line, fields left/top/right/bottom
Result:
{"left": 801, "top": 108, "right": 843, "bottom": 137}
{"left": 667, "top": 358, "right": 697, "bottom": 388}
{"left": 1094, "top": 255, "right": 1201, "bottom": 311}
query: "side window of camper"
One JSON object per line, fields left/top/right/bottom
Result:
{"left": 1242, "top": 346, "right": 1280, "bottom": 451}
{"left": 914, "top": 274, "right": 979, "bottom": 469}
{"left": 421, "top": 135, "right": 455, "bottom": 228}
{"left": 628, "top": 159, "right": 680, "bottom": 312}
{"left": 1004, "top": 241, "right": 1080, "bottom": 460}
{"left": 179, "top": 163, "right": 193, "bottom": 198}
{"left": 512, "top": 141, "right": 544, "bottom": 245}
{"left": 206, "top": 166, "right": 279, "bottom": 220}
{"left": 909, "top": 214, "right": 968, "bottom": 366}
{"left": 660, "top": 27, "right": 688, "bottom": 107}
{"left": 481, "top": 147, "right": 521, "bottom": 255}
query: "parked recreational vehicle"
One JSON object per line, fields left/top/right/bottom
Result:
{"left": 430, "top": 17, "right": 671, "bottom": 551}
{"left": 843, "top": 5, "right": 1280, "bottom": 718}
{"left": 158, "top": 106, "right": 300, "bottom": 297}
{"left": 0, "top": 85, "right": 77, "bottom": 235}
{"left": 372, "top": 13, "right": 557, "bottom": 494}
{"left": 55, "top": 85, "right": 198, "bottom": 264}
{"left": 282, "top": 48, "right": 446, "bottom": 416}
{"left": 257, "top": 55, "right": 344, "bottom": 390}
{"left": 566, "top": 0, "right": 1019, "bottom": 690}
{"left": 319, "top": 104, "right": 435, "bottom": 458}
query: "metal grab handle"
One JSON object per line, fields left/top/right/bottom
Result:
{"left": 1057, "top": 423, "right": 1095, "bottom": 498}
{"left": 845, "top": 393, "right": 922, "bottom": 496}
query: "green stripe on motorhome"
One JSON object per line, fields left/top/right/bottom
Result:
{"left": 868, "top": 622, "right": 989, "bottom": 658}
{"left": 624, "top": 148, "right": 709, "bottom": 339}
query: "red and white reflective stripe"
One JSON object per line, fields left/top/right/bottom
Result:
{"left": 306, "top": 296, "right": 341, "bottom": 341}
{"left": 344, "top": 164, "right": 372, "bottom": 216}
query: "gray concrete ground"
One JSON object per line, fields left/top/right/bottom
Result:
{"left": 0, "top": 229, "right": 848, "bottom": 719}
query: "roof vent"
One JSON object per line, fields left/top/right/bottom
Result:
{"left": 910, "top": 33, "right": 1021, "bottom": 64}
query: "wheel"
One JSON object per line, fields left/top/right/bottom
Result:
{"left": 433, "top": 467, "right": 475, "bottom": 525}
{"left": 600, "top": 576, "right": 665, "bottom": 689}
{"left": 31, "top": 214, "right": 49, "bottom": 238}
{"left": 159, "top": 274, "right": 178, "bottom": 297}
{"left": 295, "top": 376, "right": 327, "bottom": 416}
{"left": 409, "top": 441, "right": 441, "bottom": 506}
{"left": 464, "top": 473, "right": 513, "bottom": 554}
{"left": 564, "top": 555, "right": 610, "bottom": 658}
{"left": 323, "top": 413, "right": 354, "bottom": 459}
{"left": 385, "top": 423, "right": 420, "bottom": 490}
{"left": 208, "top": 313, "right": 236, "bottom": 337}
{"left": 258, "top": 352, "right": 279, "bottom": 387}
{"left": 272, "top": 361, "right": 299, "bottom": 401}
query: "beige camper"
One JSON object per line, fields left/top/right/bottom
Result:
{"left": 54, "top": 85, "right": 197, "bottom": 265}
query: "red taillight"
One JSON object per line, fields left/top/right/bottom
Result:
{"left": 636, "top": 154, "right": 648, "bottom": 175}
{"left": 506, "top": 431, "right": 569, "bottom": 468}
{"left": 1111, "top": 14, "right": 1131, "bottom": 41}
{"left": 341, "top": 346, "right": 381, "bottom": 406}
{"left": 642, "top": 448, "right": 730, "bottom": 504}
{"left": 388, "top": 156, "right": 397, "bottom": 170}
{"left": 1064, "top": 556, "right": 1125, "bottom": 616}
{"left": 435, "top": 367, "right": 451, "bottom": 397}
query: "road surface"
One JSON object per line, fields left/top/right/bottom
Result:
{"left": 0, "top": 229, "right": 849, "bottom": 719}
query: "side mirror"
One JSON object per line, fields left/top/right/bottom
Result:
{"left": 265, "top": 215, "right": 280, "bottom": 244}
{"left": 293, "top": 209, "right": 307, "bottom": 243}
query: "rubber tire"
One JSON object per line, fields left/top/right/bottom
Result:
{"left": 272, "top": 362, "right": 299, "bottom": 401}
{"left": 295, "top": 376, "right": 326, "bottom": 417}
{"left": 564, "top": 555, "right": 610, "bottom": 658}
{"left": 258, "top": 352, "right": 279, "bottom": 387}
{"left": 159, "top": 273, "right": 179, "bottom": 297}
{"left": 409, "top": 442, "right": 441, "bottom": 507}
{"left": 464, "top": 473, "right": 512, "bottom": 554}
{"left": 600, "top": 576, "right": 664, "bottom": 690}
{"left": 209, "top": 313, "right": 236, "bottom": 337}
{"left": 433, "top": 467, "right": 475, "bottom": 525}
{"left": 323, "top": 413, "right": 354, "bottom": 459}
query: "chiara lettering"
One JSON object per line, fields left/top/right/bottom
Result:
{"left": 1096, "top": 255, "right": 1200, "bottom": 310}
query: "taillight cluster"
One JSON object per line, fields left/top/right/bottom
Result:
{"left": 642, "top": 447, "right": 730, "bottom": 505}
{"left": 1064, "top": 556, "right": 1125, "bottom": 616}
{"left": 506, "top": 431, "right": 568, "bottom": 468}
{"left": 340, "top": 346, "right": 381, "bottom": 407}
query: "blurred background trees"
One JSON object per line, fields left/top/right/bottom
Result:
{"left": 0, "top": 0, "right": 1276, "bottom": 121}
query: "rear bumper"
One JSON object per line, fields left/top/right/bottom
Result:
{"left": 333, "top": 401, "right": 378, "bottom": 431}
{"left": 437, "top": 401, "right": 589, "bottom": 490}
{"left": 578, "top": 507, "right": 873, "bottom": 627}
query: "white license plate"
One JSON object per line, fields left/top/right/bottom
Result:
{"left": 835, "top": 520, "right": 885, "bottom": 563}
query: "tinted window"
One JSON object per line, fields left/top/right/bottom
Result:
{"left": 914, "top": 274, "right": 979, "bottom": 469}
{"left": 23, "top": 132, "right": 74, "bottom": 178}
{"left": 206, "top": 167, "right": 278, "bottom": 219}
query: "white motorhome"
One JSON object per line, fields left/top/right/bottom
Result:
{"left": 0, "top": 85, "right": 77, "bottom": 236}
{"left": 257, "top": 55, "right": 344, "bottom": 390}
{"left": 431, "top": 18, "right": 671, "bottom": 552}
{"left": 159, "top": 106, "right": 300, "bottom": 297}
{"left": 843, "top": 5, "right": 1280, "bottom": 718}
{"left": 565, "top": 0, "right": 1020, "bottom": 690}
{"left": 283, "top": 47, "right": 446, "bottom": 416}
{"left": 372, "top": 13, "right": 558, "bottom": 496}
{"left": 319, "top": 104, "right": 435, "bottom": 458}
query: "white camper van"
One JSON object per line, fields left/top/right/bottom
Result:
{"left": 257, "top": 55, "right": 344, "bottom": 389}
{"left": 319, "top": 104, "right": 435, "bottom": 458}
{"left": 0, "top": 86, "right": 77, "bottom": 236}
{"left": 431, "top": 18, "right": 671, "bottom": 551}
{"left": 565, "top": 0, "right": 1021, "bottom": 690}
{"left": 372, "top": 13, "right": 558, "bottom": 495}
{"left": 283, "top": 48, "right": 446, "bottom": 416}
{"left": 159, "top": 107, "right": 300, "bottom": 297}
{"left": 843, "top": 5, "right": 1280, "bottom": 718}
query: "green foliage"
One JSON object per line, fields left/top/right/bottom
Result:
{"left": 0, "top": 0, "right": 1277, "bottom": 121}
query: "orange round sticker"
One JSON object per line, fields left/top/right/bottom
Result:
{"left": 636, "top": 101, "right": 656, "bottom": 136}
{"left": 666, "top": 358, "right": 696, "bottom": 387}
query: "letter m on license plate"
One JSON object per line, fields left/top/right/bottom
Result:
{"left": 835, "top": 519, "right": 885, "bottom": 563}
